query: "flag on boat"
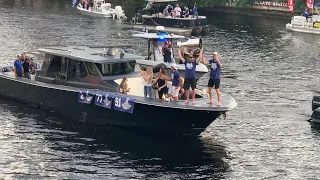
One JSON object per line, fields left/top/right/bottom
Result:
{"left": 72, "top": 0, "right": 77, "bottom": 7}
{"left": 306, "top": 0, "right": 314, "bottom": 10}
{"left": 288, "top": 0, "right": 294, "bottom": 13}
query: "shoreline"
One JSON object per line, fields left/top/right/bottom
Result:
{"left": 201, "top": 7, "right": 300, "bottom": 20}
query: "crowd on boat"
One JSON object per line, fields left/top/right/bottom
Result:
{"left": 11, "top": 54, "right": 36, "bottom": 79}
{"left": 79, "top": 0, "right": 94, "bottom": 10}
{"left": 162, "top": 3, "right": 198, "bottom": 19}
{"left": 119, "top": 44, "right": 222, "bottom": 106}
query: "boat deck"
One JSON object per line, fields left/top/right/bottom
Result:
{"left": 0, "top": 72, "right": 237, "bottom": 112}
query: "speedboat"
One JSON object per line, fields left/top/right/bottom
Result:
{"left": 77, "top": 0, "right": 126, "bottom": 19}
{"left": 131, "top": 27, "right": 208, "bottom": 81}
{"left": 0, "top": 45, "right": 237, "bottom": 136}
{"left": 286, "top": 3, "right": 320, "bottom": 34}
{"left": 131, "top": 0, "right": 209, "bottom": 36}
{"left": 286, "top": 15, "right": 320, "bottom": 34}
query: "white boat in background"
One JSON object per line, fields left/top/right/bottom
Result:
{"left": 77, "top": 0, "right": 126, "bottom": 19}
{"left": 286, "top": 2, "right": 320, "bottom": 34}
{"left": 286, "top": 15, "right": 320, "bottom": 34}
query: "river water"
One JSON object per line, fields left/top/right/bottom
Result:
{"left": 0, "top": 0, "right": 320, "bottom": 179}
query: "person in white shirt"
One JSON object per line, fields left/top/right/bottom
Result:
{"left": 174, "top": 4, "right": 181, "bottom": 18}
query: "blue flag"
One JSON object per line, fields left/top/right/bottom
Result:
{"left": 72, "top": 0, "right": 77, "bottom": 7}
{"left": 113, "top": 95, "right": 136, "bottom": 113}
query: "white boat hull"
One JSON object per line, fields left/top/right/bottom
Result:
{"left": 77, "top": 6, "right": 126, "bottom": 19}
{"left": 286, "top": 23, "right": 320, "bottom": 34}
{"left": 286, "top": 15, "right": 320, "bottom": 35}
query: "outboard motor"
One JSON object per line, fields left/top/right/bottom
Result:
{"left": 115, "top": 6, "right": 125, "bottom": 19}
{"left": 311, "top": 95, "right": 320, "bottom": 123}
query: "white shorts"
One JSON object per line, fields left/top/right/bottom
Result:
{"left": 169, "top": 86, "right": 180, "bottom": 97}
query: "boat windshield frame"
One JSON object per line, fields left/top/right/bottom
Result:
{"left": 96, "top": 60, "right": 137, "bottom": 77}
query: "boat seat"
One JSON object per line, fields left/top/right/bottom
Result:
{"left": 35, "top": 76, "right": 55, "bottom": 84}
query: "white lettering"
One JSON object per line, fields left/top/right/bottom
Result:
{"left": 115, "top": 97, "right": 121, "bottom": 108}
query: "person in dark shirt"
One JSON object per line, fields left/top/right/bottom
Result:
{"left": 178, "top": 46, "right": 203, "bottom": 104}
{"left": 22, "top": 55, "right": 31, "bottom": 79}
{"left": 29, "top": 58, "right": 36, "bottom": 75}
{"left": 162, "top": 40, "right": 172, "bottom": 63}
{"left": 202, "top": 52, "right": 222, "bottom": 106}
{"left": 13, "top": 55, "right": 23, "bottom": 77}
{"left": 168, "top": 64, "right": 182, "bottom": 101}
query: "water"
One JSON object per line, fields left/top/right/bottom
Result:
{"left": 0, "top": 0, "right": 320, "bottom": 179}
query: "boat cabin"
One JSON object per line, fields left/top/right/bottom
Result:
{"left": 35, "top": 45, "right": 145, "bottom": 92}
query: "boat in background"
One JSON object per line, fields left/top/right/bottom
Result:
{"left": 77, "top": 0, "right": 126, "bottom": 19}
{"left": 131, "top": 0, "right": 209, "bottom": 36}
{"left": 286, "top": 2, "right": 320, "bottom": 34}
{"left": 130, "top": 26, "right": 208, "bottom": 81}
{"left": 0, "top": 44, "right": 237, "bottom": 136}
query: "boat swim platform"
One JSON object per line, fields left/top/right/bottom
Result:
{"left": 0, "top": 72, "right": 237, "bottom": 112}
{"left": 133, "top": 24, "right": 193, "bottom": 35}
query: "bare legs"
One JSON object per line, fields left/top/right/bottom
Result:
{"left": 216, "top": 88, "right": 221, "bottom": 106}
{"left": 208, "top": 87, "right": 213, "bottom": 104}
{"left": 185, "top": 89, "right": 196, "bottom": 104}
{"left": 207, "top": 87, "right": 221, "bottom": 106}
{"left": 185, "top": 90, "right": 189, "bottom": 104}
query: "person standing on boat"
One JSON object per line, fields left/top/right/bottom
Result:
{"left": 174, "top": 4, "right": 182, "bottom": 18}
{"left": 168, "top": 64, "right": 182, "bottom": 101}
{"left": 13, "top": 54, "right": 23, "bottom": 77}
{"left": 193, "top": 3, "right": 198, "bottom": 19}
{"left": 163, "top": 6, "right": 170, "bottom": 17}
{"left": 136, "top": 64, "right": 153, "bottom": 98}
{"left": 302, "top": 7, "right": 310, "bottom": 21}
{"left": 183, "top": 6, "right": 190, "bottom": 18}
{"left": 178, "top": 47, "right": 202, "bottom": 104}
{"left": 162, "top": 40, "right": 172, "bottom": 63}
{"left": 202, "top": 52, "right": 222, "bottom": 106}
{"left": 22, "top": 55, "right": 31, "bottom": 79}
{"left": 154, "top": 67, "right": 168, "bottom": 99}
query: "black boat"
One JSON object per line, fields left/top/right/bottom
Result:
{"left": 0, "top": 45, "right": 237, "bottom": 136}
{"left": 311, "top": 95, "right": 320, "bottom": 122}
{"left": 132, "top": 0, "right": 209, "bottom": 36}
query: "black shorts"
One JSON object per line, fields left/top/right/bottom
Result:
{"left": 208, "top": 79, "right": 220, "bottom": 89}
{"left": 184, "top": 78, "right": 196, "bottom": 90}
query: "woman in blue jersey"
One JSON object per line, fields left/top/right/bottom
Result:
{"left": 178, "top": 47, "right": 202, "bottom": 104}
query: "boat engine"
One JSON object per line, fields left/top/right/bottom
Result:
{"left": 312, "top": 95, "right": 320, "bottom": 111}
{"left": 115, "top": 6, "right": 126, "bottom": 19}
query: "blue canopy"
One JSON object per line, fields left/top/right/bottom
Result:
{"left": 315, "top": 2, "right": 320, "bottom": 7}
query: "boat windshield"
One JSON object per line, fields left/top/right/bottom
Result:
{"left": 97, "top": 61, "right": 136, "bottom": 76}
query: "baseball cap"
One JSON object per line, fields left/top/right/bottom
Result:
{"left": 213, "top": 52, "right": 218, "bottom": 55}
{"left": 171, "top": 63, "right": 178, "bottom": 70}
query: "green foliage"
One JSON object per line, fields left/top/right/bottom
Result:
{"left": 181, "top": 0, "right": 310, "bottom": 12}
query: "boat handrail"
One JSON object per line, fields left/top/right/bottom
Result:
{"left": 88, "top": 44, "right": 133, "bottom": 48}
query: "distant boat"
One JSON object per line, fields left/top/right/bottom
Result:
{"left": 131, "top": 0, "right": 208, "bottom": 36}
{"left": 77, "top": 0, "right": 126, "bottom": 19}
{"left": 286, "top": 2, "right": 320, "bottom": 34}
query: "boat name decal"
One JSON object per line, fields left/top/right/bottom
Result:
{"left": 95, "top": 92, "right": 113, "bottom": 109}
{"left": 78, "top": 90, "right": 95, "bottom": 104}
{"left": 78, "top": 90, "right": 136, "bottom": 113}
{"left": 113, "top": 95, "right": 136, "bottom": 113}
